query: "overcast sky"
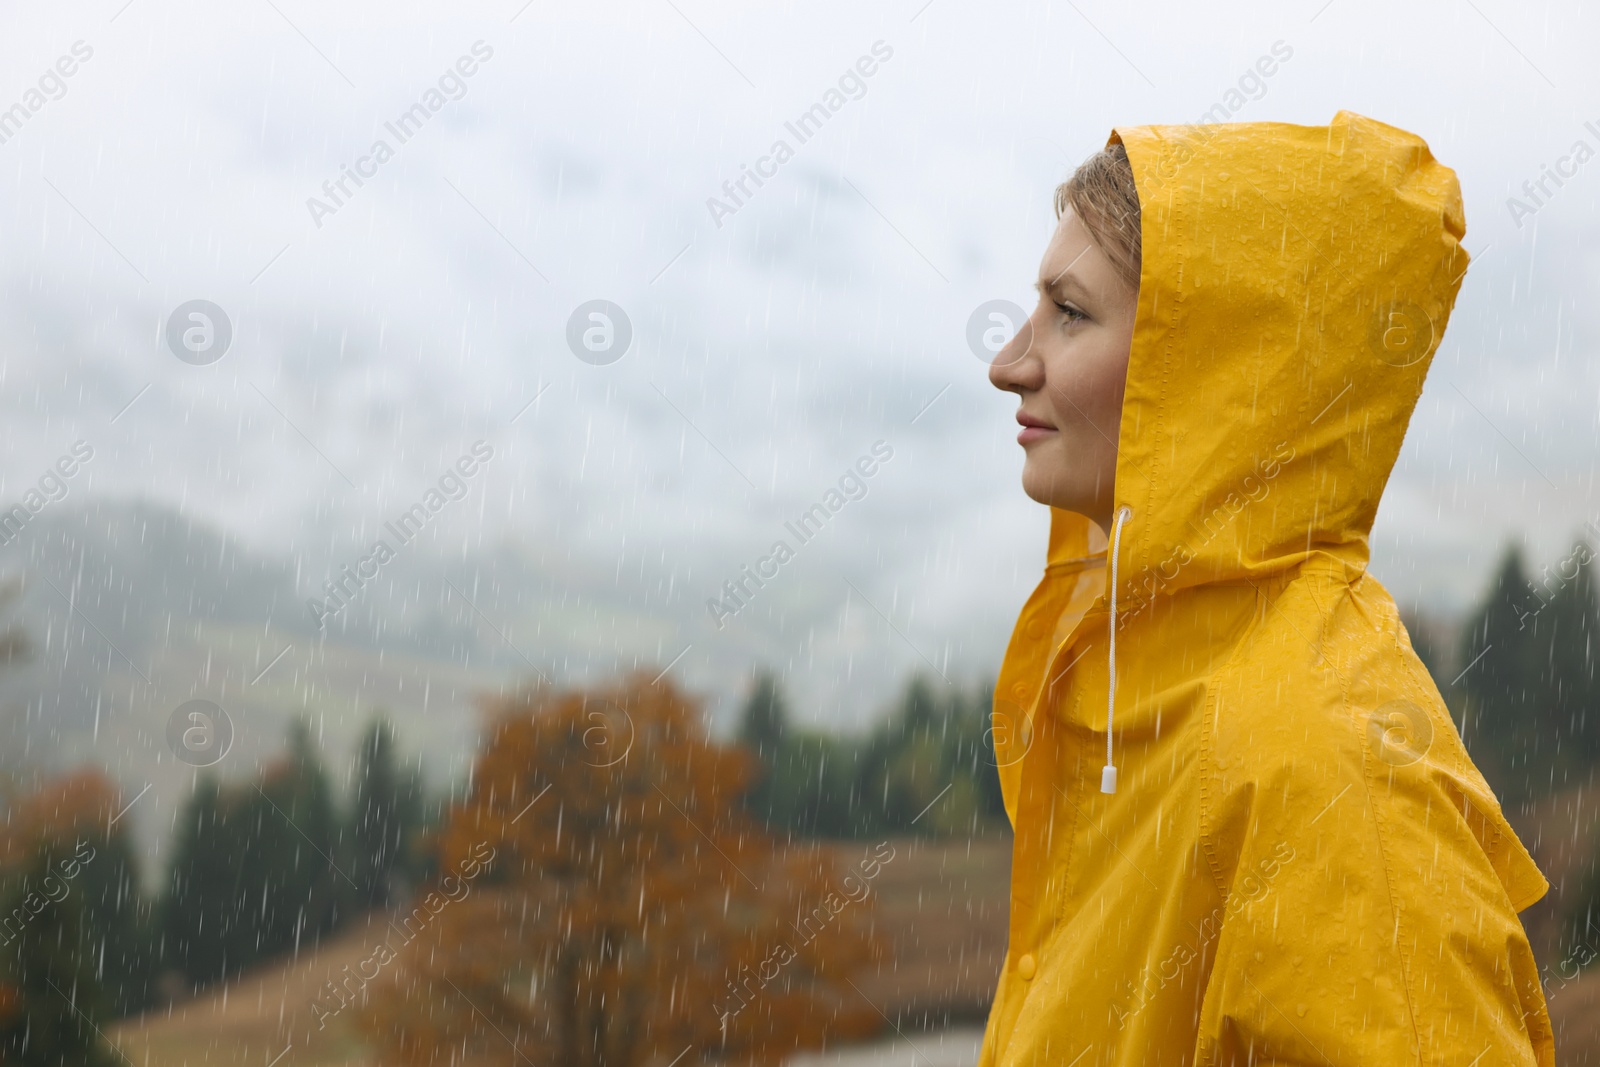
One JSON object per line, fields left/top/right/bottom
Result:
{"left": 1, "top": 0, "right": 1597, "bottom": 736}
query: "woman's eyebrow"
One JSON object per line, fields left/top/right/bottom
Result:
{"left": 1035, "top": 271, "right": 1091, "bottom": 301}
{"left": 1036, "top": 245, "right": 1095, "bottom": 301}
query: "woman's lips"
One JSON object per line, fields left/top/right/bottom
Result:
{"left": 1017, "top": 425, "right": 1057, "bottom": 445}
{"left": 1016, "top": 411, "right": 1057, "bottom": 446}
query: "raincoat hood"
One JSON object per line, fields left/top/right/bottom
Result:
{"left": 1049, "top": 110, "right": 1465, "bottom": 604}
{"left": 982, "top": 112, "right": 1553, "bottom": 1066}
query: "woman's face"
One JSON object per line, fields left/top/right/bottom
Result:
{"left": 988, "top": 208, "right": 1138, "bottom": 535}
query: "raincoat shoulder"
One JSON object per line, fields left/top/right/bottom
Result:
{"left": 1195, "top": 561, "right": 1553, "bottom": 1064}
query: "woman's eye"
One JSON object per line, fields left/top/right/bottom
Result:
{"left": 1056, "top": 302, "right": 1086, "bottom": 322}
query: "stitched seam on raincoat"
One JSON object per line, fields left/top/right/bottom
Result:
{"left": 1199, "top": 563, "right": 1291, "bottom": 906}
{"left": 1315, "top": 574, "right": 1428, "bottom": 1065}
{"left": 1047, "top": 688, "right": 1086, "bottom": 934}
{"left": 1194, "top": 621, "right": 1268, "bottom": 1062}
{"left": 1140, "top": 133, "right": 1178, "bottom": 599}
{"left": 1197, "top": 583, "right": 1273, "bottom": 900}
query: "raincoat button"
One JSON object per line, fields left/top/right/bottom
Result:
{"left": 1017, "top": 953, "right": 1037, "bottom": 980}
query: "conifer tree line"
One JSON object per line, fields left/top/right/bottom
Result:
{"left": 159, "top": 718, "right": 431, "bottom": 990}
{"left": 0, "top": 716, "right": 432, "bottom": 1064}
{"left": 737, "top": 672, "right": 1008, "bottom": 839}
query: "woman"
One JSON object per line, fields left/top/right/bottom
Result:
{"left": 980, "top": 112, "right": 1554, "bottom": 1065}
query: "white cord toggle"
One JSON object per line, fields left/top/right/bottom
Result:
{"left": 1102, "top": 505, "right": 1132, "bottom": 794}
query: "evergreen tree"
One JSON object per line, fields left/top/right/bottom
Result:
{"left": 854, "top": 676, "right": 947, "bottom": 836}
{"left": 350, "top": 717, "right": 409, "bottom": 910}
{"left": 735, "top": 672, "right": 1009, "bottom": 841}
{"left": 758, "top": 733, "right": 859, "bottom": 839}
{"left": 70, "top": 816, "right": 154, "bottom": 1017}
{"left": 161, "top": 718, "right": 347, "bottom": 989}
{"left": 0, "top": 576, "right": 30, "bottom": 671}
{"left": 160, "top": 776, "right": 235, "bottom": 988}
{"left": 392, "top": 757, "right": 432, "bottom": 894}
{"left": 737, "top": 671, "right": 790, "bottom": 829}
{"left": 0, "top": 862, "right": 116, "bottom": 1067}
{"left": 1457, "top": 544, "right": 1543, "bottom": 806}
{"left": 1536, "top": 544, "right": 1600, "bottom": 775}
{"left": 900, "top": 675, "right": 940, "bottom": 739}
{"left": 738, "top": 670, "right": 788, "bottom": 756}
{"left": 949, "top": 679, "right": 1008, "bottom": 830}
{"left": 253, "top": 717, "right": 344, "bottom": 959}
{"left": 1457, "top": 539, "right": 1600, "bottom": 808}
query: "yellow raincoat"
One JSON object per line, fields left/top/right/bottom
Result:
{"left": 980, "top": 112, "right": 1554, "bottom": 1066}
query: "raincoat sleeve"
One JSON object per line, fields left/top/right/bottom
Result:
{"left": 1196, "top": 672, "right": 1555, "bottom": 1066}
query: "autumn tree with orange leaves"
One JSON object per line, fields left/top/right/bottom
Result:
{"left": 360, "top": 672, "right": 884, "bottom": 1066}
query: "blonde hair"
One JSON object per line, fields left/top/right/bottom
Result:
{"left": 1054, "top": 142, "right": 1142, "bottom": 292}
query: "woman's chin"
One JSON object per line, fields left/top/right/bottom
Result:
{"left": 1019, "top": 465, "right": 1076, "bottom": 512}
{"left": 1020, "top": 471, "right": 1110, "bottom": 533}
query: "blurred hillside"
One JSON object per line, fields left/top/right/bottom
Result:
{"left": 0, "top": 498, "right": 522, "bottom": 875}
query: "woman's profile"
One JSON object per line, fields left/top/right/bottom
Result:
{"left": 980, "top": 111, "right": 1554, "bottom": 1065}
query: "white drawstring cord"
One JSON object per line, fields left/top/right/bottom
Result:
{"left": 1102, "top": 505, "right": 1132, "bottom": 794}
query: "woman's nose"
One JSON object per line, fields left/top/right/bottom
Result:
{"left": 987, "top": 310, "right": 1041, "bottom": 391}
